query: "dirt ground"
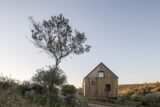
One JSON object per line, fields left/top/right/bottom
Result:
{"left": 88, "top": 103, "right": 112, "bottom": 107}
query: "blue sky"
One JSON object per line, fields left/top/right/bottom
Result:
{"left": 0, "top": 0, "right": 160, "bottom": 87}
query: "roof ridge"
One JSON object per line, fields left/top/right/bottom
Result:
{"left": 83, "top": 62, "right": 118, "bottom": 80}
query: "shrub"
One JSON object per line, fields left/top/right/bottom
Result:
{"left": 131, "top": 94, "right": 143, "bottom": 102}
{"left": 151, "top": 86, "right": 160, "bottom": 93}
{"left": 120, "top": 93, "right": 131, "bottom": 101}
{"left": 62, "top": 84, "right": 77, "bottom": 95}
{"left": 0, "top": 74, "right": 18, "bottom": 89}
{"left": 32, "top": 95, "right": 46, "bottom": 105}
{"left": 142, "top": 93, "right": 159, "bottom": 106}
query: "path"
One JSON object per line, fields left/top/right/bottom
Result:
{"left": 88, "top": 103, "right": 112, "bottom": 107}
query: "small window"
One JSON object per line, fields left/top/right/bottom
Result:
{"left": 105, "top": 84, "right": 111, "bottom": 92}
{"left": 91, "top": 81, "right": 95, "bottom": 85}
{"left": 98, "top": 71, "right": 104, "bottom": 78}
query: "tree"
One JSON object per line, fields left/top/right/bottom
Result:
{"left": 32, "top": 66, "right": 67, "bottom": 94}
{"left": 29, "top": 14, "right": 91, "bottom": 94}
{"left": 30, "top": 14, "right": 91, "bottom": 68}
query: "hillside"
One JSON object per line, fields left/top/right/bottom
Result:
{"left": 118, "top": 82, "right": 160, "bottom": 106}
{"left": 119, "top": 82, "right": 160, "bottom": 95}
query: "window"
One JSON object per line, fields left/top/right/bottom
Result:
{"left": 98, "top": 71, "right": 104, "bottom": 77}
{"left": 91, "top": 81, "right": 95, "bottom": 85}
{"left": 105, "top": 84, "right": 111, "bottom": 92}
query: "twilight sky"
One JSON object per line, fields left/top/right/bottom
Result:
{"left": 0, "top": 0, "right": 160, "bottom": 87}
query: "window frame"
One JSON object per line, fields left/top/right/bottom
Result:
{"left": 105, "top": 84, "right": 111, "bottom": 92}
{"left": 91, "top": 81, "right": 95, "bottom": 85}
{"left": 97, "top": 71, "right": 105, "bottom": 78}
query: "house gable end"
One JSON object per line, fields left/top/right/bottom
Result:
{"left": 83, "top": 62, "right": 118, "bottom": 80}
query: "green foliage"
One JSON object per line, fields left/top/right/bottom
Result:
{"left": 30, "top": 14, "right": 91, "bottom": 66}
{"left": 28, "top": 14, "right": 91, "bottom": 107}
{"left": 28, "top": 94, "right": 47, "bottom": 106}
{"left": 62, "top": 84, "right": 76, "bottom": 95}
{"left": 0, "top": 88, "right": 49, "bottom": 107}
{"left": 142, "top": 93, "right": 160, "bottom": 106}
{"left": 131, "top": 94, "right": 143, "bottom": 102}
{"left": 119, "top": 93, "right": 131, "bottom": 102}
{"left": 31, "top": 67, "right": 84, "bottom": 107}
{"left": 21, "top": 80, "right": 31, "bottom": 86}
{"left": 0, "top": 74, "right": 19, "bottom": 89}
{"left": 61, "top": 85, "right": 79, "bottom": 107}
{"left": 32, "top": 66, "right": 67, "bottom": 93}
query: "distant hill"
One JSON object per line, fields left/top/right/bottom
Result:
{"left": 119, "top": 83, "right": 144, "bottom": 89}
{"left": 118, "top": 82, "right": 160, "bottom": 95}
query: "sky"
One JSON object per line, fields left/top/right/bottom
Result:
{"left": 0, "top": 0, "right": 160, "bottom": 87}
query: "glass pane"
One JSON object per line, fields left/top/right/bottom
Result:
{"left": 98, "top": 71, "right": 104, "bottom": 77}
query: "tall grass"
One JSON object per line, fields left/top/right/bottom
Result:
{"left": 0, "top": 74, "right": 87, "bottom": 107}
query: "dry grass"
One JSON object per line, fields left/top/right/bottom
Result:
{"left": 0, "top": 89, "right": 42, "bottom": 107}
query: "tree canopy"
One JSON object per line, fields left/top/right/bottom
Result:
{"left": 30, "top": 14, "right": 91, "bottom": 67}
{"left": 32, "top": 66, "right": 67, "bottom": 89}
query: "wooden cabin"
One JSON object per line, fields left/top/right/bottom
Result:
{"left": 83, "top": 63, "right": 118, "bottom": 99}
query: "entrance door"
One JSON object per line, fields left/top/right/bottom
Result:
{"left": 105, "top": 84, "right": 111, "bottom": 97}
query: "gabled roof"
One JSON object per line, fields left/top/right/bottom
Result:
{"left": 83, "top": 62, "right": 118, "bottom": 80}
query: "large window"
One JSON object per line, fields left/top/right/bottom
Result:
{"left": 98, "top": 71, "right": 104, "bottom": 78}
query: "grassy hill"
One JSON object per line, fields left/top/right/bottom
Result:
{"left": 119, "top": 82, "right": 160, "bottom": 95}
{"left": 118, "top": 82, "right": 160, "bottom": 106}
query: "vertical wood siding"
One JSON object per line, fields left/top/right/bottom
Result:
{"left": 83, "top": 64, "right": 118, "bottom": 98}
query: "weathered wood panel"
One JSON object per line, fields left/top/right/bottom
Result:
{"left": 83, "top": 63, "right": 118, "bottom": 99}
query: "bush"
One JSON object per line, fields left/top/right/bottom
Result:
{"left": 131, "top": 94, "right": 143, "bottom": 102}
{"left": 119, "top": 93, "right": 131, "bottom": 102}
{"left": 151, "top": 86, "right": 160, "bottom": 92}
{"left": 142, "top": 93, "right": 160, "bottom": 106}
{"left": 0, "top": 74, "right": 18, "bottom": 89}
{"left": 32, "top": 95, "right": 46, "bottom": 105}
{"left": 62, "top": 84, "right": 76, "bottom": 95}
